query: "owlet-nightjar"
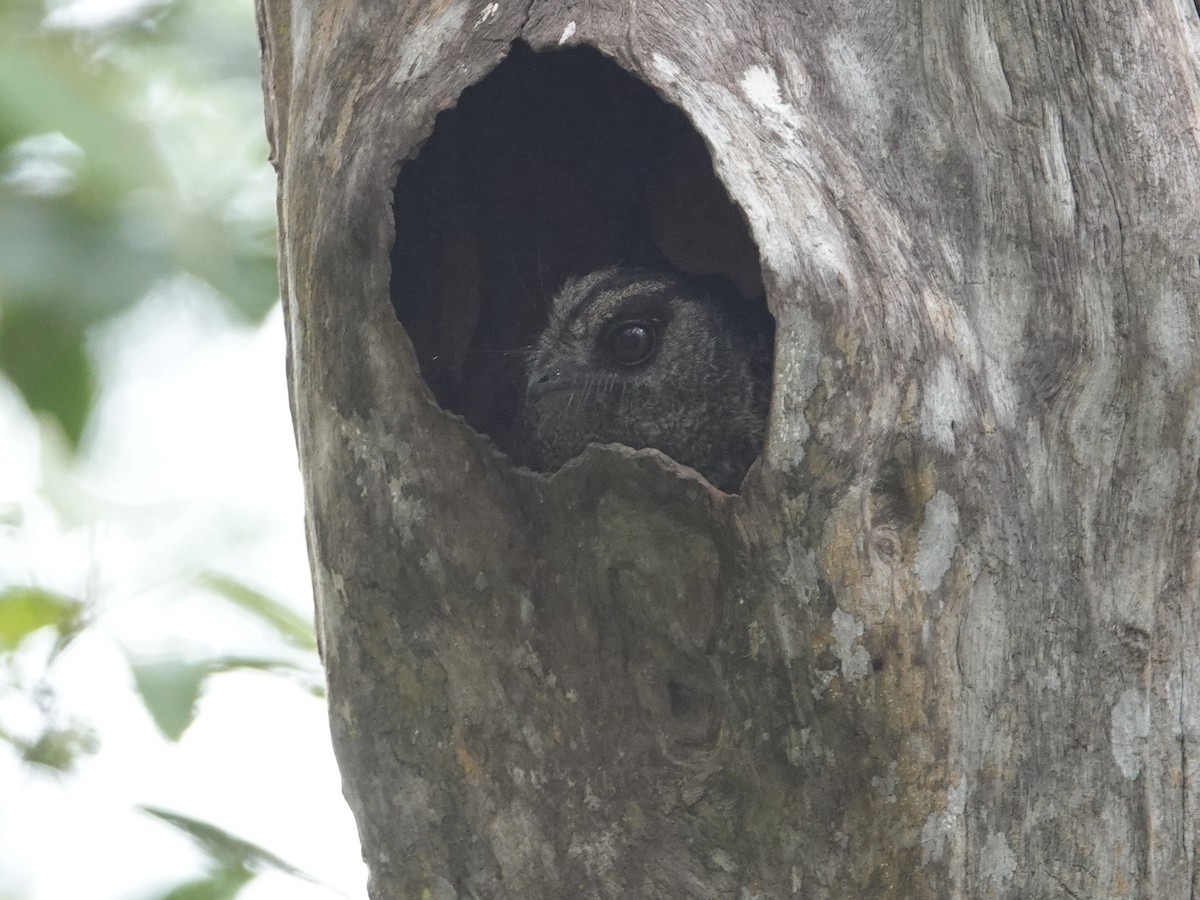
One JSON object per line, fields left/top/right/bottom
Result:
{"left": 522, "top": 267, "right": 772, "bottom": 492}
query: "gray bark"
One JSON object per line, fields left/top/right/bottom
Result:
{"left": 257, "top": 0, "right": 1200, "bottom": 896}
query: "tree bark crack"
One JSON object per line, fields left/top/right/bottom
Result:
{"left": 516, "top": 1, "right": 537, "bottom": 40}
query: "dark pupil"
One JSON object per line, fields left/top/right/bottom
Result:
{"left": 607, "top": 322, "right": 655, "bottom": 365}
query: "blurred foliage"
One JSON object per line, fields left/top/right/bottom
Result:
{"left": 0, "top": 569, "right": 322, "bottom": 896}
{"left": 0, "top": 570, "right": 322, "bottom": 745}
{"left": 0, "top": 0, "right": 278, "bottom": 450}
{"left": 141, "top": 807, "right": 317, "bottom": 900}
{"left": 0, "top": 0, "right": 295, "bottom": 756}
{"left": 198, "top": 573, "right": 318, "bottom": 654}
{"left": 129, "top": 571, "right": 324, "bottom": 742}
{"left": 0, "top": 584, "right": 97, "bottom": 775}
{"left": 0, "top": 2, "right": 332, "bottom": 897}
{"left": 0, "top": 585, "right": 83, "bottom": 651}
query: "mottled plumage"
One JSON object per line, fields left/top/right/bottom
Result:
{"left": 522, "top": 267, "right": 771, "bottom": 492}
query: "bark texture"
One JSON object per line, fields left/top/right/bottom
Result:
{"left": 257, "top": 0, "right": 1200, "bottom": 896}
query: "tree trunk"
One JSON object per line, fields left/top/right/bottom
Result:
{"left": 257, "top": 0, "right": 1200, "bottom": 896}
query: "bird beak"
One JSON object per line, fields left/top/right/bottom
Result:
{"left": 525, "top": 369, "right": 563, "bottom": 404}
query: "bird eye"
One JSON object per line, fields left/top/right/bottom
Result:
{"left": 603, "top": 320, "right": 657, "bottom": 366}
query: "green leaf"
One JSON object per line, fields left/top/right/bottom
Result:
{"left": 130, "top": 653, "right": 323, "bottom": 740}
{"left": 18, "top": 722, "right": 100, "bottom": 774}
{"left": 0, "top": 302, "right": 96, "bottom": 449}
{"left": 140, "top": 806, "right": 314, "bottom": 881}
{"left": 0, "top": 586, "right": 81, "bottom": 650}
{"left": 196, "top": 574, "right": 316, "bottom": 652}
{"left": 129, "top": 658, "right": 210, "bottom": 741}
{"left": 155, "top": 869, "right": 254, "bottom": 900}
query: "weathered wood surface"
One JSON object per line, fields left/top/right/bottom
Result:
{"left": 257, "top": 0, "right": 1200, "bottom": 896}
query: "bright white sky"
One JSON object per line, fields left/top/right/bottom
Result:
{"left": 0, "top": 288, "right": 367, "bottom": 899}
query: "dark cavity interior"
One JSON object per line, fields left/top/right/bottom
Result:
{"left": 391, "top": 42, "right": 766, "bottom": 460}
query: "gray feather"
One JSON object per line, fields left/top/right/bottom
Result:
{"left": 520, "top": 267, "right": 771, "bottom": 492}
